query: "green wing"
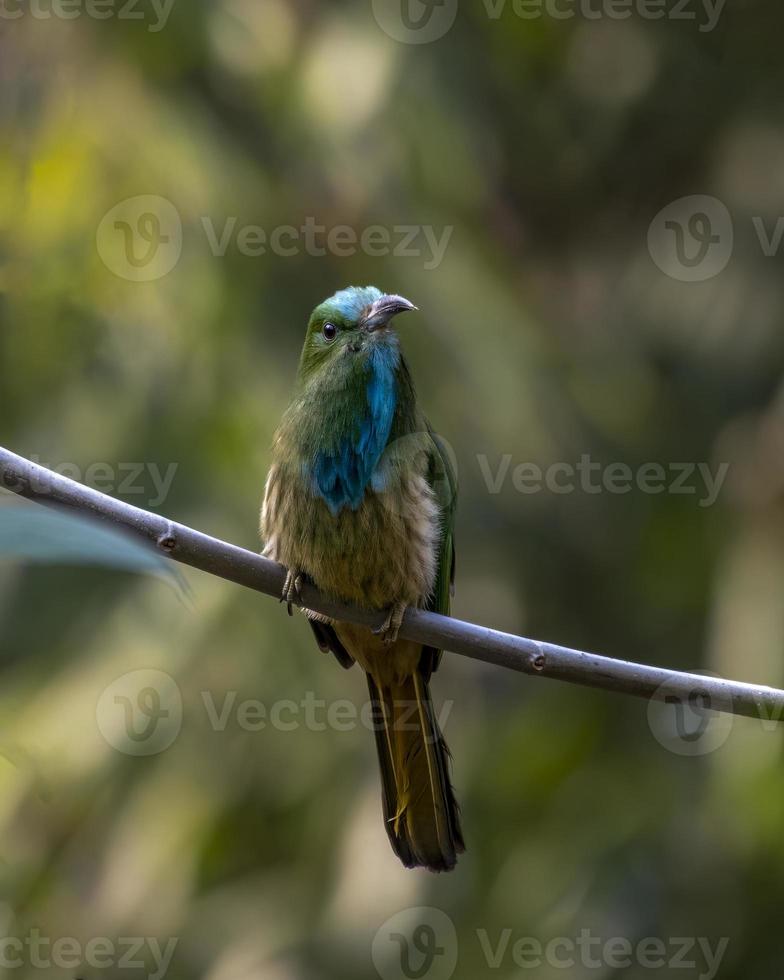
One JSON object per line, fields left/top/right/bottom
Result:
{"left": 422, "top": 423, "right": 457, "bottom": 675}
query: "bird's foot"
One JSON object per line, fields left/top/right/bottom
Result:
{"left": 280, "top": 568, "right": 304, "bottom": 616}
{"left": 372, "top": 601, "right": 407, "bottom": 645}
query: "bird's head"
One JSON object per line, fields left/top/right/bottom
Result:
{"left": 297, "top": 285, "right": 416, "bottom": 382}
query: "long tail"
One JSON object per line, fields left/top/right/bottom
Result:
{"left": 367, "top": 671, "right": 464, "bottom": 872}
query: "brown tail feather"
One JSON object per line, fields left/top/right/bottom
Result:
{"left": 367, "top": 671, "right": 464, "bottom": 872}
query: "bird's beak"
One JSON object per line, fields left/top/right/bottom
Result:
{"left": 361, "top": 294, "right": 417, "bottom": 332}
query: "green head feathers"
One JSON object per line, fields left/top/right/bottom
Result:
{"left": 297, "top": 285, "right": 417, "bottom": 383}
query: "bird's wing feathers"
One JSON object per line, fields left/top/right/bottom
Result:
{"left": 421, "top": 424, "right": 457, "bottom": 677}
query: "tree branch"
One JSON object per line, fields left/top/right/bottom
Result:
{"left": 0, "top": 445, "right": 781, "bottom": 725}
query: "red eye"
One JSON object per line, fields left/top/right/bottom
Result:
{"left": 323, "top": 322, "right": 337, "bottom": 341}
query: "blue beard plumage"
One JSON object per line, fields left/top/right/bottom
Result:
{"left": 308, "top": 343, "right": 400, "bottom": 515}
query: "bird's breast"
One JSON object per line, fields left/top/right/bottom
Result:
{"left": 261, "top": 462, "right": 439, "bottom": 610}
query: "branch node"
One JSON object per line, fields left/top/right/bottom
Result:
{"left": 157, "top": 531, "right": 176, "bottom": 553}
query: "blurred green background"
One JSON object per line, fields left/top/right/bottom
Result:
{"left": 2, "top": 0, "right": 784, "bottom": 977}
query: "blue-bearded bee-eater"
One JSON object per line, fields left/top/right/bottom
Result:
{"left": 260, "top": 286, "right": 464, "bottom": 872}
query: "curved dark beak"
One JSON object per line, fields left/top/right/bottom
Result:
{"left": 361, "top": 294, "right": 417, "bottom": 332}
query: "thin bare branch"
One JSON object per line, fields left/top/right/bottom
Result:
{"left": 1, "top": 445, "right": 781, "bottom": 725}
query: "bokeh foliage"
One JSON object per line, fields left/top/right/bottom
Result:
{"left": 2, "top": 1, "right": 784, "bottom": 977}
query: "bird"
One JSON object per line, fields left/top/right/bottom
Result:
{"left": 260, "top": 285, "right": 464, "bottom": 872}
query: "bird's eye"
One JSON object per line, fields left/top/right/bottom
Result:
{"left": 322, "top": 322, "right": 337, "bottom": 341}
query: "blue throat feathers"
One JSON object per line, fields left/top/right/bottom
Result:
{"left": 311, "top": 345, "right": 399, "bottom": 515}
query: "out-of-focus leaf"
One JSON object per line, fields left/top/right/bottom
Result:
{"left": 0, "top": 500, "right": 186, "bottom": 593}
